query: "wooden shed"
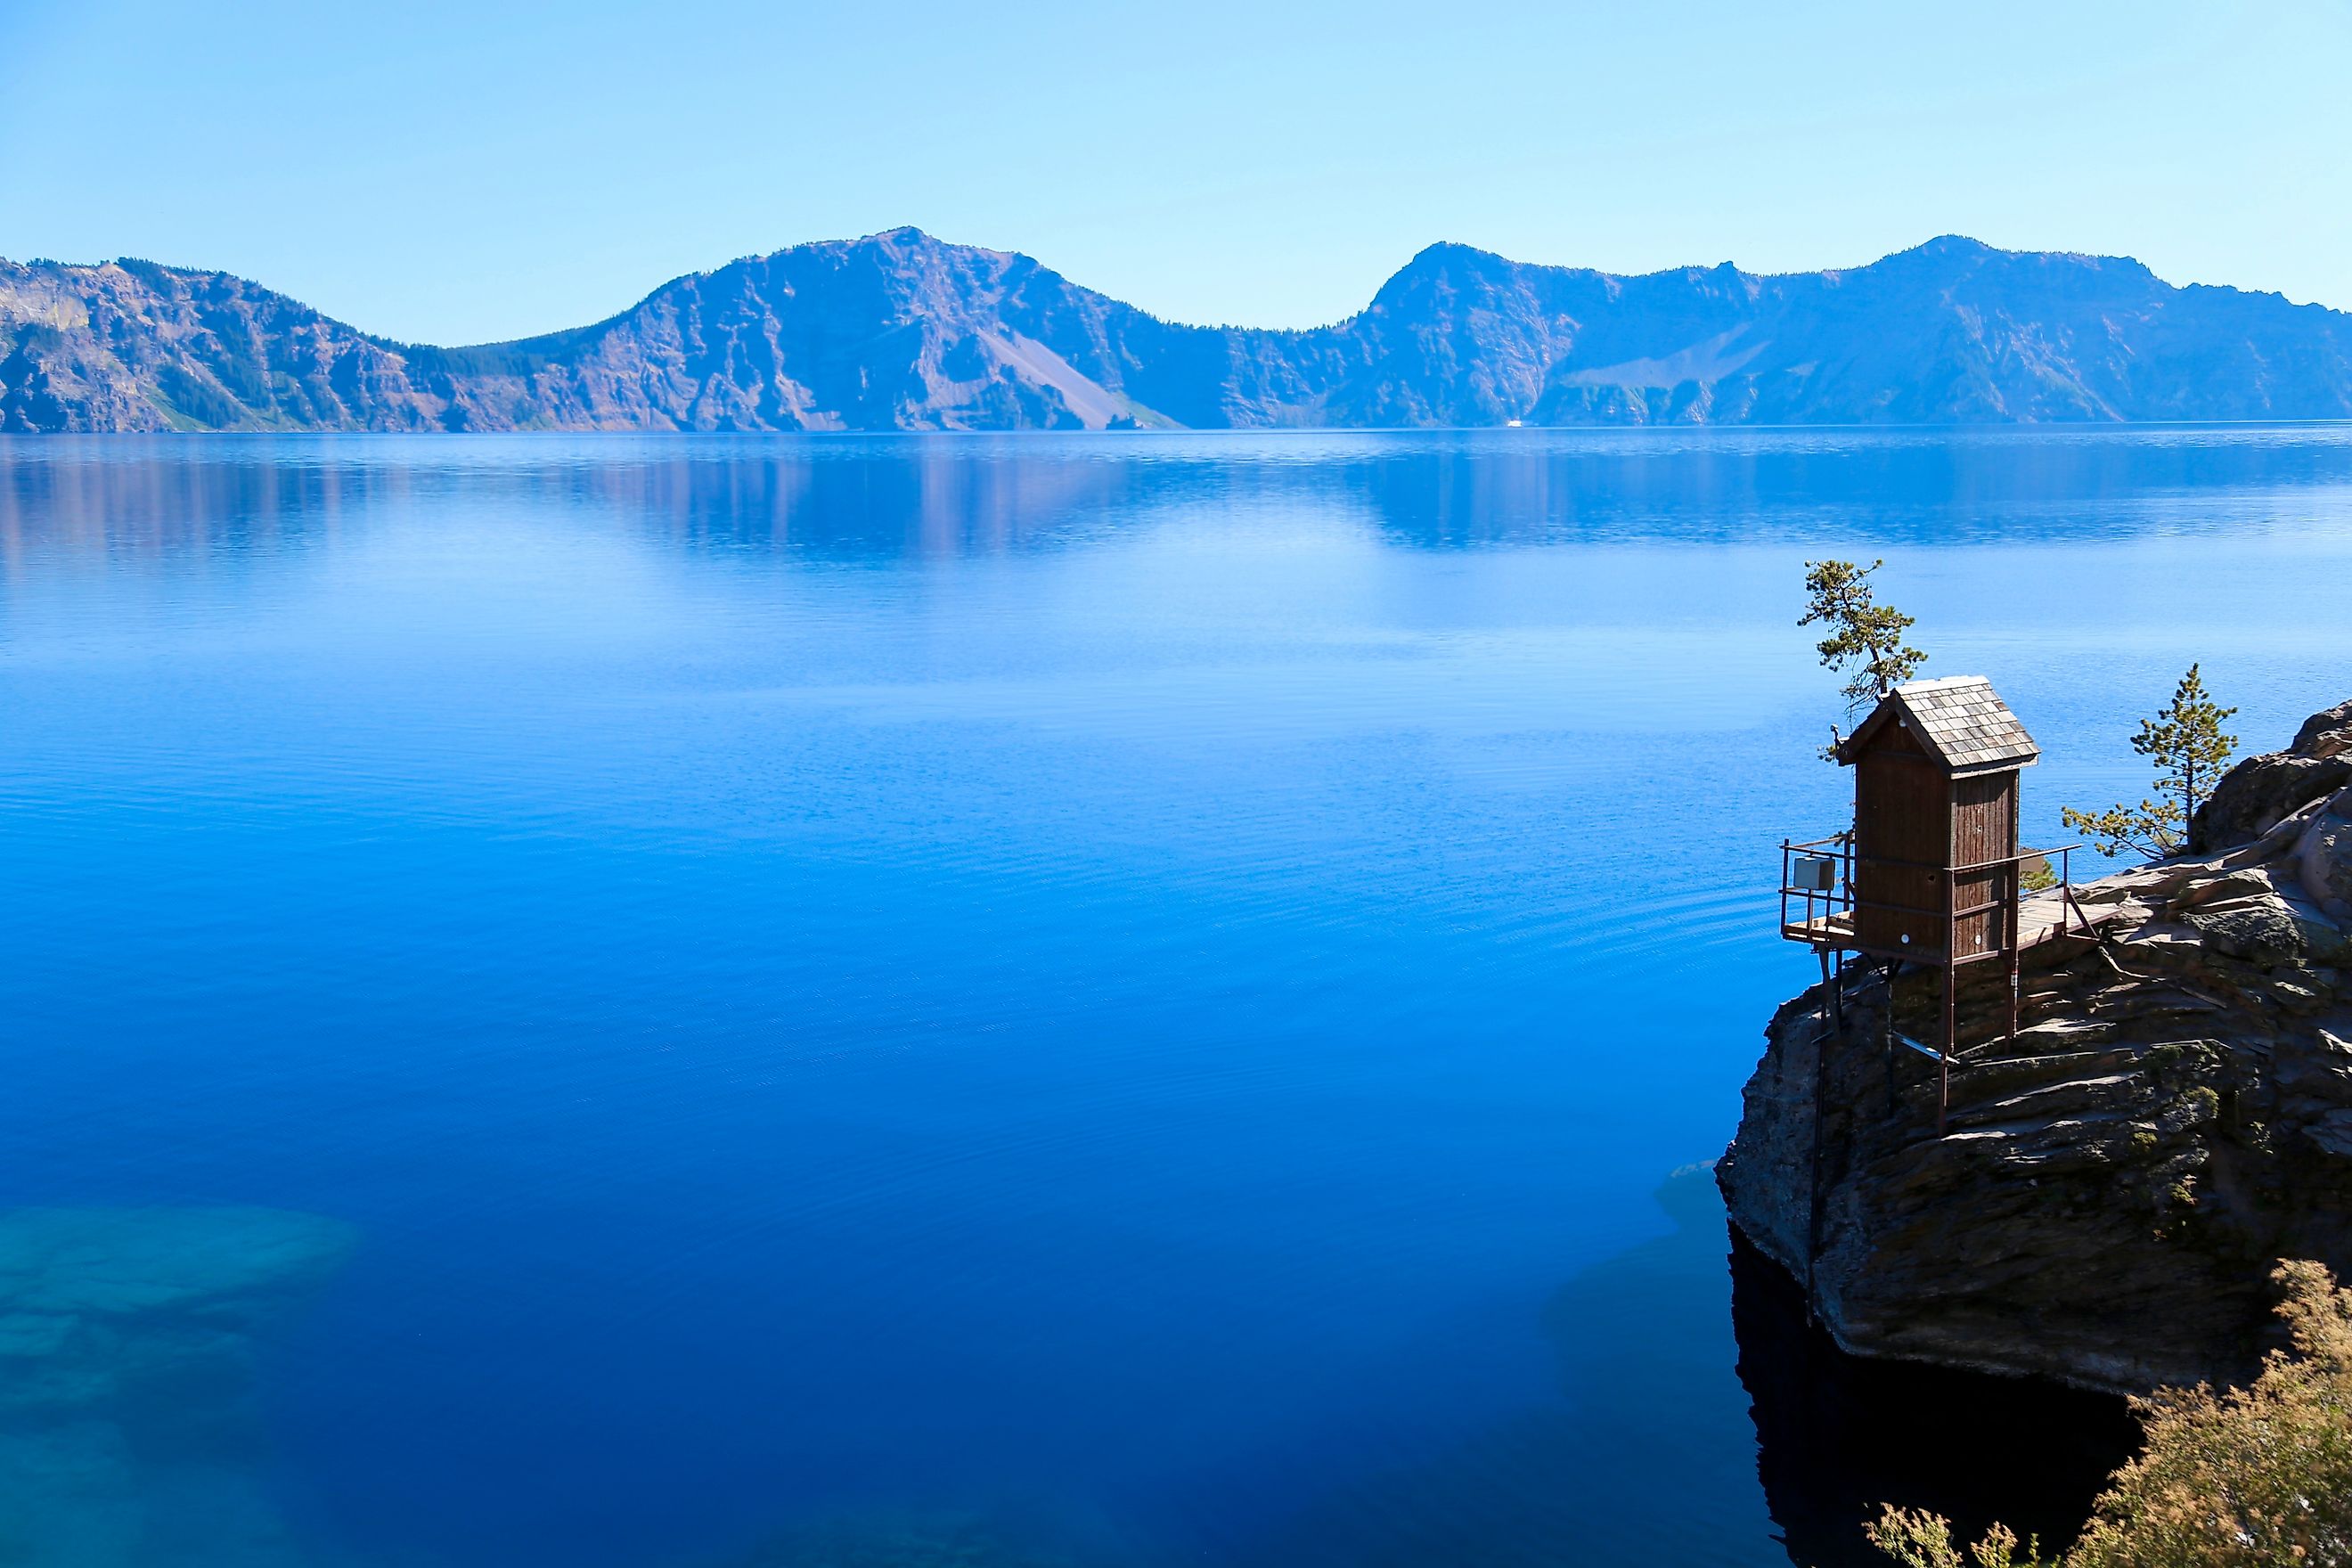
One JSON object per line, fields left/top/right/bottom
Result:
{"left": 1779, "top": 675, "right": 2104, "bottom": 1127}
{"left": 1833, "top": 675, "right": 2041, "bottom": 962}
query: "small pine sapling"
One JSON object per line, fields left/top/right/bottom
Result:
{"left": 2062, "top": 665, "right": 2237, "bottom": 861}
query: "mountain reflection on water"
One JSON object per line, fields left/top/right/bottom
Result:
{"left": 11, "top": 426, "right": 2352, "bottom": 563}
{"left": 2, "top": 429, "right": 2348, "bottom": 1567}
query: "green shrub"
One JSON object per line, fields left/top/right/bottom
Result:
{"left": 1870, "top": 1260, "right": 2352, "bottom": 1568}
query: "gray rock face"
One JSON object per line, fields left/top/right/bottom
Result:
{"left": 2309, "top": 813, "right": 2352, "bottom": 910}
{"left": 1721, "top": 771, "right": 2352, "bottom": 1394}
{"left": 12, "top": 231, "right": 2352, "bottom": 432}
{"left": 2186, "top": 893, "right": 2347, "bottom": 963}
{"left": 2194, "top": 698, "right": 2352, "bottom": 852}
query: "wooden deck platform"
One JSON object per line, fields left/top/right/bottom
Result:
{"left": 1780, "top": 911, "right": 1858, "bottom": 946}
{"left": 2016, "top": 887, "right": 2110, "bottom": 948}
{"left": 1781, "top": 889, "right": 2110, "bottom": 960}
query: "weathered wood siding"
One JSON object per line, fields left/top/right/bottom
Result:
{"left": 1852, "top": 723, "right": 1949, "bottom": 954}
{"left": 1950, "top": 772, "right": 2020, "bottom": 958}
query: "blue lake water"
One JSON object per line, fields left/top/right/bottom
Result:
{"left": 3, "top": 428, "right": 2350, "bottom": 1568}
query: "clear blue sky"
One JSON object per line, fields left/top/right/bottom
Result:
{"left": 4, "top": 0, "right": 2346, "bottom": 346}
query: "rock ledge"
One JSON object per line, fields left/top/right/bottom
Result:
{"left": 1720, "top": 698, "right": 2352, "bottom": 1393}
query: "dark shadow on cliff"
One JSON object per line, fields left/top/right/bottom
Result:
{"left": 1730, "top": 1229, "right": 2139, "bottom": 1568}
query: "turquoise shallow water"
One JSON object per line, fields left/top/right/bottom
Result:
{"left": 2, "top": 428, "right": 2349, "bottom": 1567}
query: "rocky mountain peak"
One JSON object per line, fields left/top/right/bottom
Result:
{"left": 6, "top": 234, "right": 2352, "bottom": 432}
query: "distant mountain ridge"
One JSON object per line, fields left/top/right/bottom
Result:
{"left": 6, "top": 229, "right": 2352, "bottom": 432}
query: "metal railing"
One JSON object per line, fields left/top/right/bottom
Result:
{"left": 1777, "top": 832, "right": 2099, "bottom": 959}
{"left": 1778, "top": 830, "right": 2104, "bottom": 1132}
{"left": 1777, "top": 831, "right": 1857, "bottom": 942}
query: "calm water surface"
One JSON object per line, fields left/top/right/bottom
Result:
{"left": 4, "top": 429, "right": 2350, "bottom": 1568}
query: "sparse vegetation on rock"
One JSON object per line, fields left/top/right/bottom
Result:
{"left": 1867, "top": 1259, "right": 2352, "bottom": 1568}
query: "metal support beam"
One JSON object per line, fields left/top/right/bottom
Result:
{"left": 1781, "top": 829, "right": 2094, "bottom": 1135}
{"left": 2006, "top": 861, "right": 2023, "bottom": 1047}
{"left": 1940, "top": 855, "right": 1956, "bottom": 1134}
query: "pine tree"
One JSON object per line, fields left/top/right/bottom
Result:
{"left": 2062, "top": 665, "right": 2238, "bottom": 861}
{"left": 1800, "top": 559, "right": 1926, "bottom": 755}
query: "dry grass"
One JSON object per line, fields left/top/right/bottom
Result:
{"left": 1870, "top": 1260, "right": 2352, "bottom": 1568}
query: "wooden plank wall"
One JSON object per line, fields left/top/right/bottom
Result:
{"left": 1853, "top": 725, "right": 1949, "bottom": 955}
{"left": 1949, "top": 772, "right": 2019, "bottom": 958}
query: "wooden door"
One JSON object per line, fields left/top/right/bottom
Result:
{"left": 1949, "top": 772, "right": 2018, "bottom": 959}
{"left": 1852, "top": 738, "right": 1950, "bottom": 957}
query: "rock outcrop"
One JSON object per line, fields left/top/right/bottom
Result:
{"left": 2193, "top": 698, "right": 2352, "bottom": 854}
{"left": 1720, "top": 700, "right": 2352, "bottom": 1394}
{"left": 11, "top": 231, "right": 2352, "bottom": 432}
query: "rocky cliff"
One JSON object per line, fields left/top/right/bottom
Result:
{"left": 1719, "top": 700, "right": 2352, "bottom": 1394}
{"left": 9, "top": 231, "right": 2352, "bottom": 432}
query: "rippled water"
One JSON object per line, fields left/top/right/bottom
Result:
{"left": 3, "top": 429, "right": 2350, "bottom": 1568}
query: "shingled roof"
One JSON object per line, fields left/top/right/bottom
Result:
{"left": 1836, "top": 675, "right": 2040, "bottom": 777}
